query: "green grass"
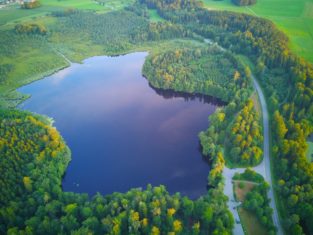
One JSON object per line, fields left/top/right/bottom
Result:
{"left": 0, "top": 43, "right": 69, "bottom": 108}
{"left": 0, "top": 0, "right": 134, "bottom": 27}
{"left": 203, "top": 0, "right": 313, "bottom": 63}
{"left": 306, "top": 141, "right": 313, "bottom": 162}
{"left": 42, "top": 0, "right": 105, "bottom": 10}
{"left": 238, "top": 207, "right": 268, "bottom": 235}
{"left": 148, "top": 9, "right": 164, "bottom": 22}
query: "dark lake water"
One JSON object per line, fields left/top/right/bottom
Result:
{"left": 18, "top": 52, "right": 219, "bottom": 199}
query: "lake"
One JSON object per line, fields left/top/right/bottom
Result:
{"left": 18, "top": 52, "right": 219, "bottom": 199}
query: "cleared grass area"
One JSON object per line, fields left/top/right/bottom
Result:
{"left": 306, "top": 141, "right": 313, "bottom": 162}
{"left": 234, "top": 181, "right": 256, "bottom": 202}
{"left": 238, "top": 207, "right": 268, "bottom": 235}
{"left": 203, "top": 0, "right": 313, "bottom": 63}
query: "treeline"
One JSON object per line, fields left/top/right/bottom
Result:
{"left": 0, "top": 110, "right": 234, "bottom": 234}
{"left": 138, "top": 0, "right": 313, "bottom": 233}
{"left": 51, "top": 8, "right": 77, "bottom": 17}
{"left": 226, "top": 99, "right": 263, "bottom": 166}
{"left": 231, "top": 0, "right": 256, "bottom": 6}
{"left": 138, "top": 0, "right": 203, "bottom": 11}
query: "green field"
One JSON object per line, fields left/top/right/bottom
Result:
{"left": 203, "top": 0, "right": 313, "bottom": 63}
{"left": 148, "top": 9, "right": 164, "bottom": 22}
{"left": 0, "top": 0, "right": 134, "bottom": 26}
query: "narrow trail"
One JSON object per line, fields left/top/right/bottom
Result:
{"left": 245, "top": 6, "right": 258, "bottom": 17}
{"left": 54, "top": 50, "right": 72, "bottom": 65}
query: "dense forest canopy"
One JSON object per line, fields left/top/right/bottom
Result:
{"left": 143, "top": 46, "right": 251, "bottom": 102}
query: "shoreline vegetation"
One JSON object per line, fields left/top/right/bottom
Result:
{"left": 1, "top": 0, "right": 313, "bottom": 234}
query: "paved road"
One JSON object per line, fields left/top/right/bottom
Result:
{"left": 203, "top": 38, "right": 283, "bottom": 234}
{"left": 222, "top": 76, "right": 283, "bottom": 235}
{"left": 252, "top": 76, "right": 283, "bottom": 235}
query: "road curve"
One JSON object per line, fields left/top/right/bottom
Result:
{"left": 252, "top": 76, "right": 283, "bottom": 235}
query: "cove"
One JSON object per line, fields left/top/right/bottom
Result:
{"left": 18, "top": 52, "right": 219, "bottom": 199}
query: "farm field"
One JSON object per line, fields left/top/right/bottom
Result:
{"left": 203, "top": 0, "right": 313, "bottom": 63}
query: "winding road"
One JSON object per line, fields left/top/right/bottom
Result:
{"left": 203, "top": 38, "right": 283, "bottom": 234}
{"left": 222, "top": 76, "right": 283, "bottom": 235}
{"left": 252, "top": 76, "right": 283, "bottom": 235}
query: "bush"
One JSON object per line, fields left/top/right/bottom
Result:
{"left": 15, "top": 23, "right": 47, "bottom": 35}
{"left": 239, "top": 182, "right": 245, "bottom": 189}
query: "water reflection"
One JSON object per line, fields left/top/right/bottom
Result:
{"left": 151, "top": 86, "right": 225, "bottom": 106}
{"left": 18, "top": 52, "right": 220, "bottom": 199}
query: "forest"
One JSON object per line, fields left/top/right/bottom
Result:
{"left": 225, "top": 99, "right": 263, "bottom": 166}
{"left": 143, "top": 46, "right": 250, "bottom": 102}
{"left": 1, "top": 0, "right": 313, "bottom": 234}
{"left": 0, "top": 110, "right": 233, "bottom": 234}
